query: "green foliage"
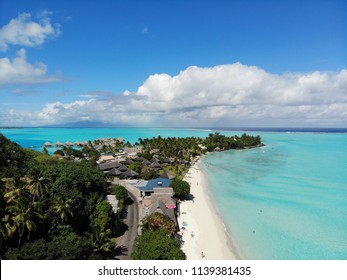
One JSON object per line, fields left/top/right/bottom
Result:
{"left": 128, "top": 162, "right": 143, "bottom": 173}
{"left": 170, "top": 178, "right": 190, "bottom": 198}
{"left": 62, "top": 147, "right": 84, "bottom": 158}
{"left": 131, "top": 230, "right": 186, "bottom": 260}
{"left": 0, "top": 133, "right": 28, "bottom": 178}
{"left": 4, "top": 232, "right": 92, "bottom": 260}
{"left": 142, "top": 212, "right": 176, "bottom": 236}
{"left": 114, "top": 185, "right": 128, "bottom": 201}
{"left": 142, "top": 169, "right": 159, "bottom": 180}
{"left": 91, "top": 201, "right": 116, "bottom": 234}
{"left": 0, "top": 136, "right": 114, "bottom": 259}
{"left": 53, "top": 149, "right": 65, "bottom": 156}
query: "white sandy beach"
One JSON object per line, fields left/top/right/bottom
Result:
{"left": 177, "top": 158, "right": 239, "bottom": 260}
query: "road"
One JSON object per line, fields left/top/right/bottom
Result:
{"left": 116, "top": 190, "right": 139, "bottom": 260}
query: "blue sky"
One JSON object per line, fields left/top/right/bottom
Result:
{"left": 0, "top": 0, "right": 346, "bottom": 127}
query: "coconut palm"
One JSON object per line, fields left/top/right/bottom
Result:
{"left": 52, "top": 198, "right": 74, "bottom": 223}
{"left": 6, "top": 200, "right": 43, "bottom": 246}
{"left": 26, "top": 171, "right": 51, "bottom": 200}
{"left": 3, "top": 178, "right": 30, "bottom": 204}
{"left": 89, "top": 228, "right": 117, "bottom": 258}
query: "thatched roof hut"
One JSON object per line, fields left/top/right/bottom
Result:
{"left": 150, "top": 162, "right": 162, "bottom": 170}
{"left": 43, "top": 141, "right": 53, "bottom": 147}
{"left": 121, "top": 158, "right": 134, "bottom": 165}
{"left": 118, "top": 164, "right": 128, "bottom": 172}
{"left": 55, "top": 141, "right": 63, "bottom": 147}
{"left": 122, "top": 169, "right": 139, "bottom": 178}
{"left": 143, "top": 159, "right": 151, "bottom": 165}
{"left": 136, "top": 156, "right": 146, "bottom": 162}
{"left": 108, "top": 168, "right": 122, "bottom": 176}
{"left": 97, "top": 161, "right": 121, "bottom": 171}
{"left": 160, "top": 171, "right": 175, "bottom": 180}
{"left": 65, "top": 141, "right": 73, "bottom": 146}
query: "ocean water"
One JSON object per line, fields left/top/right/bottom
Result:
{"left": 1, "top": 127, "right": 347, "bottom": 259}
{"left": 0, "top": 127, "right": 221, "bottom": 153}
{"left": 201, "top": 132, "right": 347, "bottom": 259}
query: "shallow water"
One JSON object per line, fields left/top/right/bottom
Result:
{"left": 202, "top": 132, "right": 347, "bottom": 259}
{"left": 2, "top": 127, "right": 347, "bottom": 259}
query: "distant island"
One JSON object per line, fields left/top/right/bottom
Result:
{"left": 0, "top": 127, "right": 24, "bottom": 129}
{"left": 42, "top": 121, "right": 127, "bottom": 128}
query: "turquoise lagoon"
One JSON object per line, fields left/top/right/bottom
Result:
{"left": 201, "top": 131, "right": 347, "bottom": 259}
{"left": 1, "top": 127, "right": 347, "bottom": 259}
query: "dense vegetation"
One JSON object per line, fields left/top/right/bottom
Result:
{"left": 170, "top": 179, "right": 191, "bottom": 198}
{"left": 0, "top": 134, "right": 121, "bottom": 259}
{"left": 1, "top": 132, "right": 263, "bottom": 259}
{"left": 132, "top": 213, "right": 185, "bottom": 260}
{"left": 137, "top": 132, "right": 262, "bottom": 158}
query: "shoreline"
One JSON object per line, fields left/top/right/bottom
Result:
{"left": 177, "top": 155, "right": 239, "bottom": 260}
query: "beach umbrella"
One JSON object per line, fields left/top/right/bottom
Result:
{"left": 166, "top": 204, "right": 176, "bottom": 209}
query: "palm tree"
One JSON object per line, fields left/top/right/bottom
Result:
{"left": 26, "top": 171, "right": 51, "bottom": 200}
{"left": 6, "top": 200, "right": 43, "bottom": 246}
{"left": 53, "top": 198, "right": 74, "bottom": 223}
{"left": 3, "top": 178, "right": 30, "bottom": 204}
{"left": 90, "top": 228, "right": 117, "bottom": 257}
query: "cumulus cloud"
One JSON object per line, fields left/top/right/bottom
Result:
{"left": 4, "top": 63, "right": 347, "bottom": 127}
{"left": 0, "top": 12, "right": 61, "bottom": 51}
{"left": 0, "top": 48, "right": 62, "bottom": 85}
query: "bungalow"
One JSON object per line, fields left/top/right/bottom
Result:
{"left": 97, "top": 161, "right": 121, "bottom": 171}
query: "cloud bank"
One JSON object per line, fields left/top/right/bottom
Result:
{"left": 5, "top": 63, "right": 347, "bottom": 127}
{"left": 0, "top": 48, "right": 61, "bottom": 85}
{"left": 0, "top": 12, "right": 61, "bottom": 51}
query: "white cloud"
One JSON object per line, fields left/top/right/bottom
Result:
{"left": 0, "top": 12, "right": 61, "bottom": 51}
{"left": 0, "top": 48, "right": 62, "bottom": 85}
{"left": 3, "top": 63, "right": 347, "bottom": 127}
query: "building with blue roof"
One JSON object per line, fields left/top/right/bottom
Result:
{"left": 138, "top": 178, "right": 172, "bottom": 192}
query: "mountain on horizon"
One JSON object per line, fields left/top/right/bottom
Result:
{"left": 44, "top": 121, "right": 125, "bottom": 128}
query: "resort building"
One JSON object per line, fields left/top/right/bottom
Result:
{"left": 138, "top": 178, "right": 178, "bottom": 228}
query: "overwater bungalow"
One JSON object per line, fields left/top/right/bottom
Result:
{"left": 55, "top": 141, "right": 63, "bottom": 147}
{"left": 43, "top": 141, "right": 53, "bottom": 147}
{"left": 65, "top": 141, "right": 73, "bottom": 146}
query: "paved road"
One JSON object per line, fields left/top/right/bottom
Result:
{"left": 116, "top": 190, "right": 139, "bottom": 260}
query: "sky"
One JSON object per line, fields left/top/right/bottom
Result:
{"left": 0, "top": 0, "right": 346, "bottom": 128}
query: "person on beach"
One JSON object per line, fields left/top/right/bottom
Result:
{"left": 201, "top": 251, "right": 205, "bottom": 258}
